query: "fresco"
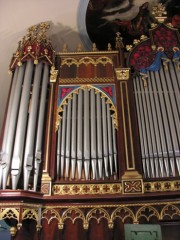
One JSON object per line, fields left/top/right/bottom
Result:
{"left": 86, "top": 0, "right": 180, "bottom": 50}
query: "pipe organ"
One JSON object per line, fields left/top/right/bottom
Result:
{"left": 0, "top": 5, "right": 180, "bottom": 240}
{"left": 133, "top": 61, "right": 180, "bottom": 179}
{"left": 56, "top": 85, "right": 118, "bottom": 181}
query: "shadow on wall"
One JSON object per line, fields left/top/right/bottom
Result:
{"left": 48, "top": 21, "right": 85, "bottom": 52}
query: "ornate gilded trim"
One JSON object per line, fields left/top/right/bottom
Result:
{"left": 41, "top": 202, "right": 180, "bottom": 229}
{"left": 122, "top": 179, "right": 144, "bottom": 194}
{"left": 56, "top": 84, "right": 118, "bottom": 131}
{"left": 144, "top": 180, "right": 180, "bottom": 192}
{"left": 59, "top": 77, "right": 114, "bottom": 84}
{"left": 56, "top": 51, "right": 118, "bottom": 56}
{"left": 52, "top": 183, "right": 122, "bottom": 195}
{"left": 1, "top": 202, "right": 180, "bottom": 231}
{"left": 115, "top": 68, "right": 130, "bottom": 81}
{"left": 50, "top": 65, "right": 58, "bottom": 83}
{"left": 60, "top": 56, "right": 113, "bottom": 67}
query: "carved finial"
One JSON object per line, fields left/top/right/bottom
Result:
{"left": 27, "top": 25, "right": 38, "bottom": 40}
{"left": 62, "top": 43, "right": 68, "bottom": 52}
{"left": 77, "top": 43, "right": 83, "bottom": 52}
{"left": 39, "top": 22, "right": 50, "bottom": 39}
{"left": 10, "top": 227, "right": 17, "bottom": 237}
{"left": 140, "top": 35, "right": 148, "bottom": 41}
{"left": 92, "top": 43, "right": 97, "bottom": 51}
{"left": 50, "top": 65, "right": 58, "bottom": 83}
{"left": 152, "top": 3, "right": 167, "bottom": 23}
{"left": 133, "top": 39, "right": 140, "bottom": 45}
{"left": 107, "top": 43, "right": 112, "bottom": 51}
{"left": 126, "top": 45, "right": 133, "bottom": 52}
{"left": 115, "top": 32, "right": 123, "bottom": 49}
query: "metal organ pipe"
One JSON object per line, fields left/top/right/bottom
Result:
{"left": 96, "top": 92, "right": 103, "bottom": 179}
{"left": 71, "top": 93, "right": 77, "bottom": 179}
{"left": 23, "top": 62, "right": 43, "bottom": 190}
{"left": 112, "top": 116, "right": 117, "bottom": 175}
{"left": 11, "top": 60, "right": 34, "bottom": 190}
{"left": 34, "top": 63, "right": 49, "bottom": 191}
{"left": 57, "top": 87, "right": 118, "bottom": 181}
{"left": 133, "top": 59, "right": 180, "bottom": 179}
{"left": 65, "top": 98, "right": 72, "bottom": 178}
{"left": 0, "top": 67, "right": 19, "bottom": 187}
{"left": 1, "top": 64, "right": 25, "bottom": 189}
{"left": 90, "top": 88, "right": 97, "bottom": 179}
{"left": 102, "top": 97, "right": 109, "bottom": 178}
{"left": 107, "top": 103, "right": 113, "bottom": 176}
{"left": 57, "top": 121, "right": 61, "bottom": 179}
{"left": 61, "top": 104, "right": 67, "bottom": 178}
{"left": 84, "top": 88, "right": 90, "bottom": 180}
{"left": 77, "top": 89, "right": 83, "bottom": 179}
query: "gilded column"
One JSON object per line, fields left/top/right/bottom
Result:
{"left": 115, "top": 68, "right": 143, "bottom": 194}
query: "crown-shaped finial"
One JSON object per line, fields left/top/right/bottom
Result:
{"left": 39, "top": 22, "right": 50, "bottom": 40}
{"left": 152, "top": 3, "right": 167, "bottom": 23}
{"left": 115, "top": 32, "right": 124, "bottom": 49}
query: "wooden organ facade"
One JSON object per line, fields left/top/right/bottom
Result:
{"left": 0, "top": 8, "right": 180, "bottom": 240}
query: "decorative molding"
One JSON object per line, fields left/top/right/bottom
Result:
{"left": 52, "top": 183, "right": 122, "bottom": 195}
{"left": 41, "top": 203, "right": 180, "bottom": 229}
{"left": 122, "top": 179, "right": 144, "bottom": 194}
{"left": 60, "top": 56, "right": 113, "bottom": 67}
{"left": 59, "top": 77, "right": 114, "bottom": 84}
{"left": 0, "top": 202, "right": 180, "bottom": 231}
{"left": 144, "top": 180, "right": 180, "bottom": 193}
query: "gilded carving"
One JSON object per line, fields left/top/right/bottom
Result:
{"left": 86, "top": 208, "right": 111, "bottom": 228}
{"left": 53, "top": 183, "right": 122, "bottom": 195}
{"left": 160, "top": 204, "right": 180, "bottom": 220}
{"left": 56, "top": 85, "right": 118, "bottom": 132}
{"left": 42, "top": 208, "right": 61, "bottom": 225}
{"left": 0, "top": 202, "right": 180, "bottom": 231}
{"left": 122, "top": 179, "right": 143, "bottom": 194}
{"left": 144, "top": 180, "right": 180, "bottom": 192}
{"left": 152, "top": 3, "right": 167, "bottom": 23}
{"left": 111, "top": 207, "right": 135, "bottom": 223}
{"left": 62, "top": 208, "right": 85, "bottom": 226}
{"left": 60, "top": 56, "right": 113, "bottom": 67}
{"left": 59, "top": 77, "right": 114, "bottom": 84}
{"left": 22, "top": 209, "right": 38, "bottom": 222}
{"left": 115, "top": 68, "right": 130, "bottom": 81}
{"left": 0, "top": 208, "right": 19, "bottom": 221}
{"left": 50, "top": 65, "right": 58, "bottom": 83}
{"left": 136, "top": 206, "right": 160, "bottom": 223}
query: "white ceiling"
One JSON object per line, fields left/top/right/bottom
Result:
{"left": 0, "top": 0, "right": 91, "bottom": 132}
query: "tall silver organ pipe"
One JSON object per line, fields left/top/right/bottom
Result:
{"left": 97, "top": 92, "right": 103, "bottom": 179}
{"left": 1, "top": 64, "right": 26, "bottom": 189}
{"left": 90, "top": 89, "right": 97, "bottom": 179}
{"left": 34, "top": 63, "right": 49, "bottom": 191}
{"left": 0, "top": 66, "right": 24, "bottom": 188}
{"left": 11, "top": 60, "right": 34, "bottom": 190}
{"left": 23, "top": 62, "right": 43, "bottom": 190}
{"left": 71, "top": 93, "right": 77, "bottom": 179}
{"left": 133, "top": 60, "right": 180, "bottom": 179}
{"left": 0, "top": 61, "right": 50, "bottom": 190}
{"left": 57, "top": 87, "right": 118, "bottom": 181}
